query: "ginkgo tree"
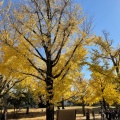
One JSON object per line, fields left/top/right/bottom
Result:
{"left": 88, "top": 52, "right": 120, "bottom": 110}
{"left": 89, "top": 31, "right": 120, "bottom": 108}
{"left": 89, "top": 69, "right": 119, "bottom": 110}
{"left": 0, "top": 74, "right": 27, "bottom": 98}
{"left": 92, "top": 31, "right": 120, "bottom": 89}
{"left": 0, "top": 0, "right": 29, "bottom": 100}
{"left": 0, "top": 0, "right": 94, "bottom": 120}
{"left": 72, "top": 76, "right": 92, "bottom": 116}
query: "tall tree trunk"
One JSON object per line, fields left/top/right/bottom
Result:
{"left": 82, "top": 100, "right": 85, "bottom": 116}
{"left": 115, "top": 102, "right": 118, "bottom": 109}
{"left": 46, "top": 54, "right": 54, "bottom": 120}
{"left": 46, "top": 101, "right": 54, "bottom": 120}
{"left": 26, "top": 106, "right": 29, "bottom": 114}
{"left": 102, "top": 97, "right": 107, "bottom": 110}
{"left": 61, "top": 98, "right": 65, "bottom": 109}
{"left": 14, "top": 105, "right": 15, "bottom": 113}
{"left": 46, "top": 79, "right": 54, "bottom": 120}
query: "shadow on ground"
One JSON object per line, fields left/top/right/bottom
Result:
{"left": 7, "top": 107, "right": 102, "bottom": 120}
{"left": 8, "top": 111, "right": 46, "bottom": 119}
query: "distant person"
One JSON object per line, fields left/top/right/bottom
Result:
{"left": 118, "top": 108, "right": 120, "bottom": 119}
{"left": 101, "top": 109, "right": 105, "bottom": 120}
{"left": 111, "top": 109, "right": 115, "bottom": 120}
{"left": 86, "top": 109, "right": 90, "bottom": 120}
{"left": 108, "top": 109, "right": 111, "bottom": 120}
{"left": 92, "top": 110, "right": 95, "bottom": 120}
{"left": 115, "top": 109, "right": 118, "bottom": 119}
{"left": 105, "top": 109, "right": 109, "bottom": 120}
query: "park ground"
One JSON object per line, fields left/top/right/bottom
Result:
{"left": 5, "top": 106, "right": 102, "bottom": 120}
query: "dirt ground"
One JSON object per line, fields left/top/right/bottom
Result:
{"left": 5, "top": 106, "right": 101, "bottom": 120}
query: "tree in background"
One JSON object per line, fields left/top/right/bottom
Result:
{"left": 88, "top": 32, "right": 120, "bottom": 109}
{"left": 0, "top": 0, "right": 27, "bottom": 99}
{"left": 8, "top": 76, "right": 45, "bottom": 114}
{"left": 89, "top": 66, "right": 119, "bottom": 110}
{"left": 0, "top": 0, "right": 94, "bottom": 119}
{"left": 92, "top": 31, "right": 120, "bottom": 89}
{"left": 71, "top": 76, "right": 92, "bottom": 116}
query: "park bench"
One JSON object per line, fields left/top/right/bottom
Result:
{"left": 56, "top": 109, "right": 76, "bottom": 120}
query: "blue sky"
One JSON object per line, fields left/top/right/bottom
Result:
{"left": 74, "top": 0, "right": 120, "bottom": 46}
{"left": 74, "top": 0, "right": 120, "bottom": 79}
